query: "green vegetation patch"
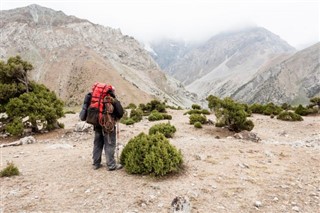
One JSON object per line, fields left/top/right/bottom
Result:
{"left": 120, "top": 133, "right": 183, "bottom": 176}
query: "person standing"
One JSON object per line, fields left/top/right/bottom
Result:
{"left": 93, "top": 86, "right": 124, "bottom": 170}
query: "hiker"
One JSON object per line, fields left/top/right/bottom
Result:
{"left": 93, "top": 86, "right": 124, "bottom": 170}
{"left": 81, "top": 83, "right": 124, "bottom": 170}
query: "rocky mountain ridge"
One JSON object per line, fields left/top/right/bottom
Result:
{"left": 231, "top": 42, "right": 320, "bottom": 104}
{"left": 149, "top": 28, "right": 319, "bottom": 104}
{"left": 0, "top": 4, "right": 196, "bottom": 107}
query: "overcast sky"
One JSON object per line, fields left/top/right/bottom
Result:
{"left": 1, "top": 0, "right": 319, "bottom": 49}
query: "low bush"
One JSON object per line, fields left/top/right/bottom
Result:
{"left": 191, "top": 104, "right": 201, "bottom": 110}
{"left": 130, "top": 108, "right": 143, "bottom": 122}
{"left": 120, "top": 133, "right": 183, "bottom": 176}
{"left": 162, "top": 113, "right": 172, "bottom": 120}
{"left": 5, "top": 117, "right": 24, "bottom": 136}
{"left": 207, "top": 96, "right": 254, "bottom": 132}
{"left": 194, "top": 122, "right": 202, "bottom": 128}
{"left": 189, "top": 114, "right": 207, "bottom": 124}
{"left": 277, "top": 111, "right": 303, "bottom": 121}
{"left": 0, "top": 162, "right": 20, "bottom": 177}
{"left": 263, "top": 103, "right": 283, "bottom": 115}
{"left": 184, "top": 109, "right": 210, "bottom": 115}
{"left": 125, "top": 103, "right": 137, "bottom": 109}
{"left": 148, "top": 111, "right": 164, "bottom": 121}
{"left": 294, "top": 104, "right": 313, "bottom": 116}
{"left": 123, "top": 118, "right": 135, "bottom": 125}
{"left": 149, "top": 123, "right": 176, "bottom": 138}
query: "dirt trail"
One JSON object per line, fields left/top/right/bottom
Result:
{"left": 1, "top": 110, "right": 319, "bottom": 212}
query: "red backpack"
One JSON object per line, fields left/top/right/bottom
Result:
{"left": 86, "top": 83, "right": 114, "bottom": 128}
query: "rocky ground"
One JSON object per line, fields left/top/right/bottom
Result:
{"left": 0, "top": 109, "right": 319, "bottom": 213}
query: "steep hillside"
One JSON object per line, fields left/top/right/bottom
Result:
{"left": 149, "top": 28, "right": 301, "bottom": 104}
{"left": 151, "top": 27, "right": 295, "bottom": 86}
{"left": 232, "top": 42, "right": 320, "bottom": 104}
{"left": 0, "top": 4, "right": 195, "bottom": 107}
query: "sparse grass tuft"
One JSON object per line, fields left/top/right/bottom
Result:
{"left": 0, "top": 162, "right": 20, "bottom": 177}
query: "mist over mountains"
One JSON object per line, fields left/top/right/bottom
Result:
{"left": 1, "top": 4, "right": 319, "bottom": 107}
{"left": 148, "top": 28, "right": 319, "bottom": 105}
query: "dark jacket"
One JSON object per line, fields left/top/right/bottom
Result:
{"left": 112, "top": 98, "right": 124, "bottom": 120}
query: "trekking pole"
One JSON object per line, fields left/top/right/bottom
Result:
{"left": 116, "top": 121, "right": 120, "bottom": 162}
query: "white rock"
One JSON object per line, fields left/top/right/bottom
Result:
{"left": 292, "top": 206, "right": 300, "bottom": 212}
{"left": 254, "top": 201, "right": 262, "bottom": 208}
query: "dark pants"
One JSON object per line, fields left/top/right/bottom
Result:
{"left": 92, "top": 127, "right": 117, "bottom": 170}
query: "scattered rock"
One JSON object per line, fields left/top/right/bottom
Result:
{"left": 279, "top": 130, "right": 289, "bottom": 137}
{"left": 234, "top": 131, "right": 261, "bottom": 142}
{"left": 171, "top": 196, "right": 191, "bottom": 213}
{"left": 207, "top": 119, "right": 214, "bottom": 125}
{"left": 0, "top": 136, "right": 37, "bottom": 148}
{"left": 74, "top": 122, "right": 92, "bottom": 132}
{"left": 20, "top": 136, "right": 37, "bottom": 145}
{"left": 292, "top": 206, "right": 300, "bottom": 212}
{"left": 254, "top": 201, "right": 262, "bottom": 208}
{"left": 238, "top": 162, "right": 250, "bottom": 169}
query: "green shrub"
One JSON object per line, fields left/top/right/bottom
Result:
{"left": 5, "top": 117, "right": 24, "bottom": 136}
{"left": 123, "top": 118, "right": 135, "bottom": 125}
{"left": 148, "top": 111, "right": 164, "bottom": 121}
{"left": 194, "top": 122, "right": 202, "bottom": 128}
{"left": 215, "top": 122, "right": 225, "bottom": 127}
{"left": 184, "top": 109, "right": 210, "bottom": 115}
{"left": 120, "top": 133, "right": 183, "bottom": 176}
{"left": 201, "top": 109, "right": 211, "bottom": 115}
{"left": 162, "top": 113, "right": 172, "bottom": 120}
{"left": 207, "top": 97, "right": 254, "bottom": 132}
{"left": 189, "top": 114, "right": 207, "bottom": 124}
{"left": 130, "top": 108, "right": 143, "bottom": 122}
{"left": 277, "top": 111, "right": 303, "bottom": 121}
{"left": 166, "top": 105, "right": 183, "bottom": 110}
{"left": 249, "top": 103, "right": 266, "bottom": 114}
{"left": 240, "top": 119, "right": 254, "bottom": 131}
{"left": 149, "top": 123, "right": 176, "bottom": 138}
{"left": 263, "top": 103, "right": 283, "bottom": 115}
{"left": 191, "top": 104, "right": 201, "bottom": 110}
{"left": 0, "top": 162, "right": 20, "bottom": 177}
{"left": 138, "top": 100, "right": 167, "bottom": 114}
{"left": 281, "top": 103, "right": 291, "bottom": 110}
{"left": 295, "top": 104, "right": 312, "bottom": 116}
{"left": 0, "top": 56, "right": 65, "bottom": 135}
{"left": 125, "top": 103, "right": 137, "bottom": 109}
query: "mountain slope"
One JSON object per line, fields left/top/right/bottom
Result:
{"left": 231, "top": 42, "right": 320, "bottom": 104}
{"left": 0, "top": 4, "right": 195, "bottom": 107}
{"left": 153, "top": 27, "right": 295, "bottom": 86}
{"left": 149, "top": 28, "right": 300, "bottom": 104}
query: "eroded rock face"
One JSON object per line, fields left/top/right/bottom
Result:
{"left": 0, "top": 4, "right": 196, "bottom": 107}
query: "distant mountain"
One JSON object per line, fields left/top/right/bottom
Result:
{"left": 149, "top": 27, "right": 319, "bottom": 104}
{"left": 231, "top": 42, "right": 320, "bottom": 105}
{"left": 0, "top": 4, "right": 196, "bottom": 107}
{"left": 147, "top": 39, "right": 195, "bottom": 74}
{"left": 150, "top": 27, "right": 295, "bottom": 86}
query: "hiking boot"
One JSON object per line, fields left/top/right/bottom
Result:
{"left": 108, "top": 164, "right": 123, "bottom": 171}
{"left": 93, "top": 164, "right": 102, "bottom": 170}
